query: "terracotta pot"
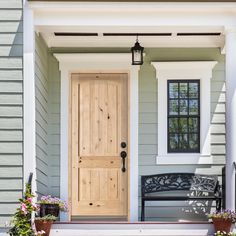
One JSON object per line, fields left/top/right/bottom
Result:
{"left": 40, "top": 203, "right": 59, "bottom": 217}
{"left": 35, "top": 219, "right": 53, "bottom": 236}
{"left": 212, "top": 218, "right": 233, "bottom": 233}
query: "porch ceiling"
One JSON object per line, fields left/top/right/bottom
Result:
{"left": 37, "top": 26, "right": 224, "bottom": 48}
{"left": 30, "top": 1, "right": 236, "bottom": 49}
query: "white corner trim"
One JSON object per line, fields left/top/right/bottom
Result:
{"left": 54, "top": 53, "right": 139, "bottom": 222}
{"left": 152, "top": 61, "right": 217, "bottom": 165}
{"left": 23, "top": 2, "right": 37, "bottom": 192}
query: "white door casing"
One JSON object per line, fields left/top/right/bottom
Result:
{"left": 54, "top": 53, "right": 139, "bottom": 221}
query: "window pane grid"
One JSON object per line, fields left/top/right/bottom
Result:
{"left": 167, "top": 80, "right": 200, "bottom": 153}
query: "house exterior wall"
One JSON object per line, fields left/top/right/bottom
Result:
{"left": 47, "top": 51, "right": 60, "bottom": 198}
{"left": 139, "top": 48, "right": 225, "bottom": 221}
{"left": 0, "top": 0, "right": 23, "bottom": 227}
{"left": 36, "top": 46, "right": 225, "bottom": 221}
{"left": 35, "top": 34, "right": 60, "bottom": 198}
{"left": 35, "top": 34, "right": 49, "bottom": 197}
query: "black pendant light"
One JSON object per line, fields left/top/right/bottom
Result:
{"left": 131, "top": 35, "right": 144, "bottom": 65}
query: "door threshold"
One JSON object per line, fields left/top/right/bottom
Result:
{"left": 71, "top": 216, "right": 127, "bottom": 222}
{"left": 57, "top": 220, "right": 211, "bottom": 224}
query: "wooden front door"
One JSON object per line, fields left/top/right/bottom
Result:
{"left": 71, "top": 73, "right": 128, "bottom": 217}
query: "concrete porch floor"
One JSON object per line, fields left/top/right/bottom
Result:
{"left": 50, "top": 221, "right": 215, "bottom": 236}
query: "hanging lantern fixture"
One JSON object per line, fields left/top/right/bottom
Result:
{"left": 131, "top": 35, "right": 144, "bottom": 65}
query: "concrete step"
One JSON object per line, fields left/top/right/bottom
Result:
{"left": 50, "top": 222, "right": 215, "bottom": 236}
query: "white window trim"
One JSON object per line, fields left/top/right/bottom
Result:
{"left": 54, "top": 53, "right": 139, "bottom": 222}
{"left": 152, "top": 61, "right": 217, "bottom": 165}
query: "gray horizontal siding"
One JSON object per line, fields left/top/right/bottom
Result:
{"left": 0, "top": 22, "right": 22, "bottom": 33}
{"left": 0, "top": 0, "right": 23, "bottom": 227}
{"left": 138, "top": 48, "right": 225, "bottom": 221}
{"left": 35, "top": 34, "right": 49, "bottom": 197}
{"left": 0, "top": 10, "right": 22, "bottom": 21}
{"left": 45, "top": 47, "right": 225, "bottom": 221}
{"left": 0, "top": 154, "right": 22, "bottom": 165}
{"left": 0, "top": 1, "right": 22, "bottom": 8}
{"left": 48, "top": 53, "right": 60, "bottom": 197}
{"left": 0, "top": 118, "right": 22, "bottom": 129}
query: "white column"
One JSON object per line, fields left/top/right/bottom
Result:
{"left": 23, "top": 2, "right": 36, "bottom": 192}
{"left": 225, "top": 27, "right": 236, "bottom": 210}
{"left": 60, "top": 68, "right": 70, "bottom": 221}
{"left": 129, "top": 66, "right": 139, "bottom": 222}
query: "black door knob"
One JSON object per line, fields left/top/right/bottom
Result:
{"left": 120, "top": 151, "right": 127, "bottom": 158}
{"left": 121, "top": 142, "right": 127, "bottom": 148}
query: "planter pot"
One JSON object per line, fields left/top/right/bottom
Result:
{"left": 212, "top": 218, "right": 233, "bottom": 233}
{"left": 39, "top": 203, "right": 60, "bottom": 217}
{"left": 35, "top": 220, "right": 53, "bottom": 236}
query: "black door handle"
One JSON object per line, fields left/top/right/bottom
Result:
{"left": 120, "top": 151, "right": 127, "bottom": 172}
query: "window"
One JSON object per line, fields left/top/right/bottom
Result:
{"left": 167, "top": 80, "right": 200, "bottom": 153}
{"left": 152, "top": 61, "right": 216, "bottom": 164}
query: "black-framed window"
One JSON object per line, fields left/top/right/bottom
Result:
{"left": 167, "top": 80, "right": 200, "bottom": 153}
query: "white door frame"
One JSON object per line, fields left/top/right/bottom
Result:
{"left": 54, "top": 53, "right": 140, "bottom": 222}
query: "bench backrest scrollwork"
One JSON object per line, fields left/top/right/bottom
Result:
{"left": 141, "top": 173, "right": 219, "bottom": 196}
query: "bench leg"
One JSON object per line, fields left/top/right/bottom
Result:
{"left": 216, "top": 199, "right": 221, "bottom": 211}
{"left": 141, "top": 199, "right": 145, "bottom": 221}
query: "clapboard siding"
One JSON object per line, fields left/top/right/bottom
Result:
{"left": 138, "top": 48, "right": 225, "bottom": 221}
{"left": 35, "top": 34, "right": 49, "bottom": 197}
{"left": 0, "top": 167, "right": 22, "bottom": 178}
{"left": 0, "top": 81, "right": 22, "bottom": 93}
{"left": 0, "top": 0, "right": 22, "bottom": 8}
{"left": 35, "top": 34, "right": 61, "bottom": 198}
{"left": 44, "top": 48, "right": 225, "bottom": 221}
{"left": 0, "top": 154, "right": 22, "bottom": 165}
{"left": 0, "top": 105, "right": 22, "bottom": 117}
{"left": 0, "top": 179, "right": 22, "bottom": 190}
{"left": 0, "top": 191, "right": 22, "bottom": 203}
{"left": 48, "top": 53, "right": 60, "bottom": 197}
{"left": 0, "top": 94, "right": 22, "bottom": 104}
{"left": 0, "top": 0, "right": 23, "bottom": 227}
{"left": 0, "top": 71, "right": 22, "bottom": 81}
{"left": 0, "top": 10, "right": 22, "bottom": 21}
{"left": 0, "top": 45, "right": 23, "bottom": 57}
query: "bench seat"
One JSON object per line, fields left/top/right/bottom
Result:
{"left": 142, "top": 196, "right": 222, "bottom": 201}
{"left": 141, "top": 173, "right": 222, "bottom": 221}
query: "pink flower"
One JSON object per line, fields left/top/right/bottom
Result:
{"left": 21, "top": 203, "right": 28, "bottom": 215}
{"left": 27, "top": 197, "right": 32, "bottom": 203}
{"left": 32, "top": 203, "right": 39, "bottom": 210}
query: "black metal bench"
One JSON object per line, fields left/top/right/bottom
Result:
{"left": 141, "top": 173, "right": 222, "bottom": 221}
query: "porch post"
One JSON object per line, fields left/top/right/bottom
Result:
{"left": 225, "top": 27, "right": 236, "bottom": 210}
{"left": 23, "top": 1, "right": 36, "bottom": 192}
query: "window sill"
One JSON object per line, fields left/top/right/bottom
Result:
{"left": 156, "top": 154, "right": 213, "bottom": 165}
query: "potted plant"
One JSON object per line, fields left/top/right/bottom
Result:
{"left": 38, "top": 195, "right": 68, "bottom": 217}
{"left": 208, "top": 210, "right": 236, "bottom": 234}
{"left": 215, "top": 231, "right": 236, "bottom": 236}
{"left": 34, "top": 214, "right": 57, "bottom": 236}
